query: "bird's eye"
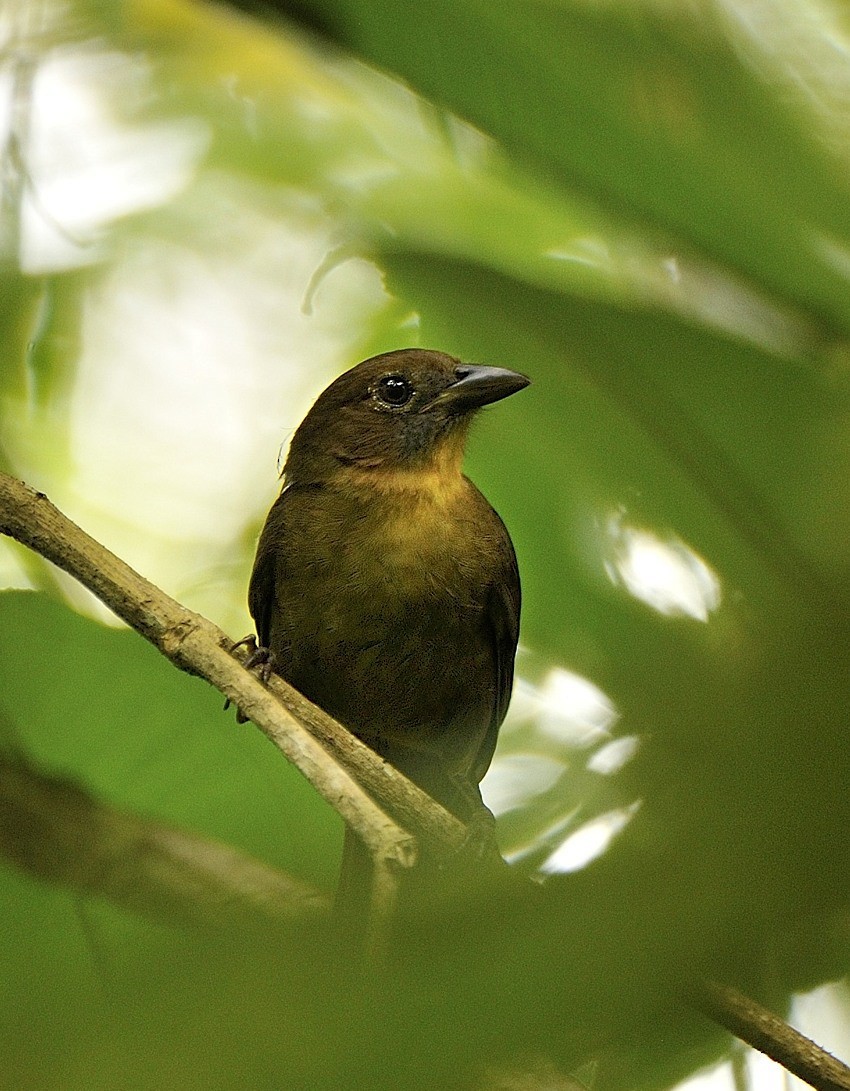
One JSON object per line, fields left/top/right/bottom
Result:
{"left": 376, "top": 374, "right": 414, "bottom": 407}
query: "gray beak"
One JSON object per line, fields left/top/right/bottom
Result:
{"left": 428, "top": 364, "right": 530, "bottom": 412}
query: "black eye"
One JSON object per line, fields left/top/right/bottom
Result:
{"left": 376, "top": 374, "right": 414, "bottom": 407}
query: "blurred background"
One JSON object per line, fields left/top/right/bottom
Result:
{"left": 3, "top": 0, "right": 850, "bottom": 1087}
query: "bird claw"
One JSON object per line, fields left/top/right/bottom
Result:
{"left": 245, "top": 645, "right": 276, "bottom": 684}
{"left": 454, "top": 805, "right": 500, "bottom": 865}
{"left": 225, "top": 635, "right": 277, "bottom": 721}
{"left": 230, "top": 634, "right": 276, "bottom": 683}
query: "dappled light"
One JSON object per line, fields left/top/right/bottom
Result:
{"left": 539, "top": 802, "right": 642, "bottom": 875}
{"left": 1, "top": 8, "right": 208, "bottom": 271}
{"left": 519, "top": 666, "right": 618, "bottom": 747}
{"left": 604, "top": 512, "right": 722, "bottom": 621}
{"left": 485, "top": 662, "right": 642, "bottom": 876}
{"left": 481, "top": 752, "right": 567, "bottom": 817}
{"left": 586, "top": 734, "right": 641, "bottom": 776}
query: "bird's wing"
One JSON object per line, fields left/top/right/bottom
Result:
{"left": 471, "top": 527, "right": 522, "bottom": 784}
{"left": 248, "top": 489, "right": 291, "bottom": 649}
{"left": 248, "top": 543, "right": 276, "bottom": 650}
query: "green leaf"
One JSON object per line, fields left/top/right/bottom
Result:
{"left": 291, "top": 0, "right": 850, "bottom": 331}
{"left": 0, "top": 591, "right": 339, "bottom": 881}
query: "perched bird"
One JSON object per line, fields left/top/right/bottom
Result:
{"left": 248, "top": 348, "right": 528, "bottom": 861}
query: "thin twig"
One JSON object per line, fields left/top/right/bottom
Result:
{"left": 689, "top": 980, "right": 850, "bottom": 1091}
{"left": 365, "top": 857, "right": 401, "bottom": 962}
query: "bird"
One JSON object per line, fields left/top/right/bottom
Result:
{"left": 247, "top": 348, "right": 529, "bottom": 894}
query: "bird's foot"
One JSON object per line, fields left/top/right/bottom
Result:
{"left": 455, "top": 804, "right": 501, "bottom": 866}
{"left": 230, "top": 634, "right": 276, "bottom": 683}
{"left": 429, "top": 776, "right": 503, "bottom": 866}
{"left": 225, "top": 635, "right": 277, "bottom": 722}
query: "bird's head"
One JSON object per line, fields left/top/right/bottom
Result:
{"left": 283, "top": 349, "right": 530, "bottom": 488}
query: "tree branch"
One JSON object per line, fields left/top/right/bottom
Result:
{"left": 0, "top": 751, "right": 330, "bottom": 926}
{"left": 689, "top": 980, "right": 850, "bottom": 1091}
{"left": 0, "top": 473, "right": 423, "bottom": 873}
{"left": 260, "top": 666, "right": 468, "bottom": 856}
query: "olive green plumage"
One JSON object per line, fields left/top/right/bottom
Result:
{"left": 249, "top": 348, "right": 528, "bottom": 822}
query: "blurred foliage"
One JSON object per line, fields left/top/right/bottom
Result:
{"left": 2, "top": 0, "right": 850, "bottom": 1087}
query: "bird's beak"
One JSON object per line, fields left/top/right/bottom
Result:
{"left": 426, "top": 365, "right": 531, "bottom": 412}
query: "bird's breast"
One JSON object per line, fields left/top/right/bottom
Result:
{"left": 276, "top": 477, "right": 497, "bottom": 653}
{"left": 341, "top": 482, "right": 490, "bottom": 604}
{"left": 265, "top": 476, "right": 503, "bottom": 783}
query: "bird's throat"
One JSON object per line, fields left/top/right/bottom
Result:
{"left": 331, "top": 426, "right": 469, "bottom": 504}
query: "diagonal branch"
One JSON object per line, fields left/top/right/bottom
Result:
{"left": 689, "top": 980, "right": 850, "bottom": 1091}
{"left": 0, "top": 472, "right": 422, "bottom": 874}
{"left": 259, "top": 664, "right": 468, "bottom": 856}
